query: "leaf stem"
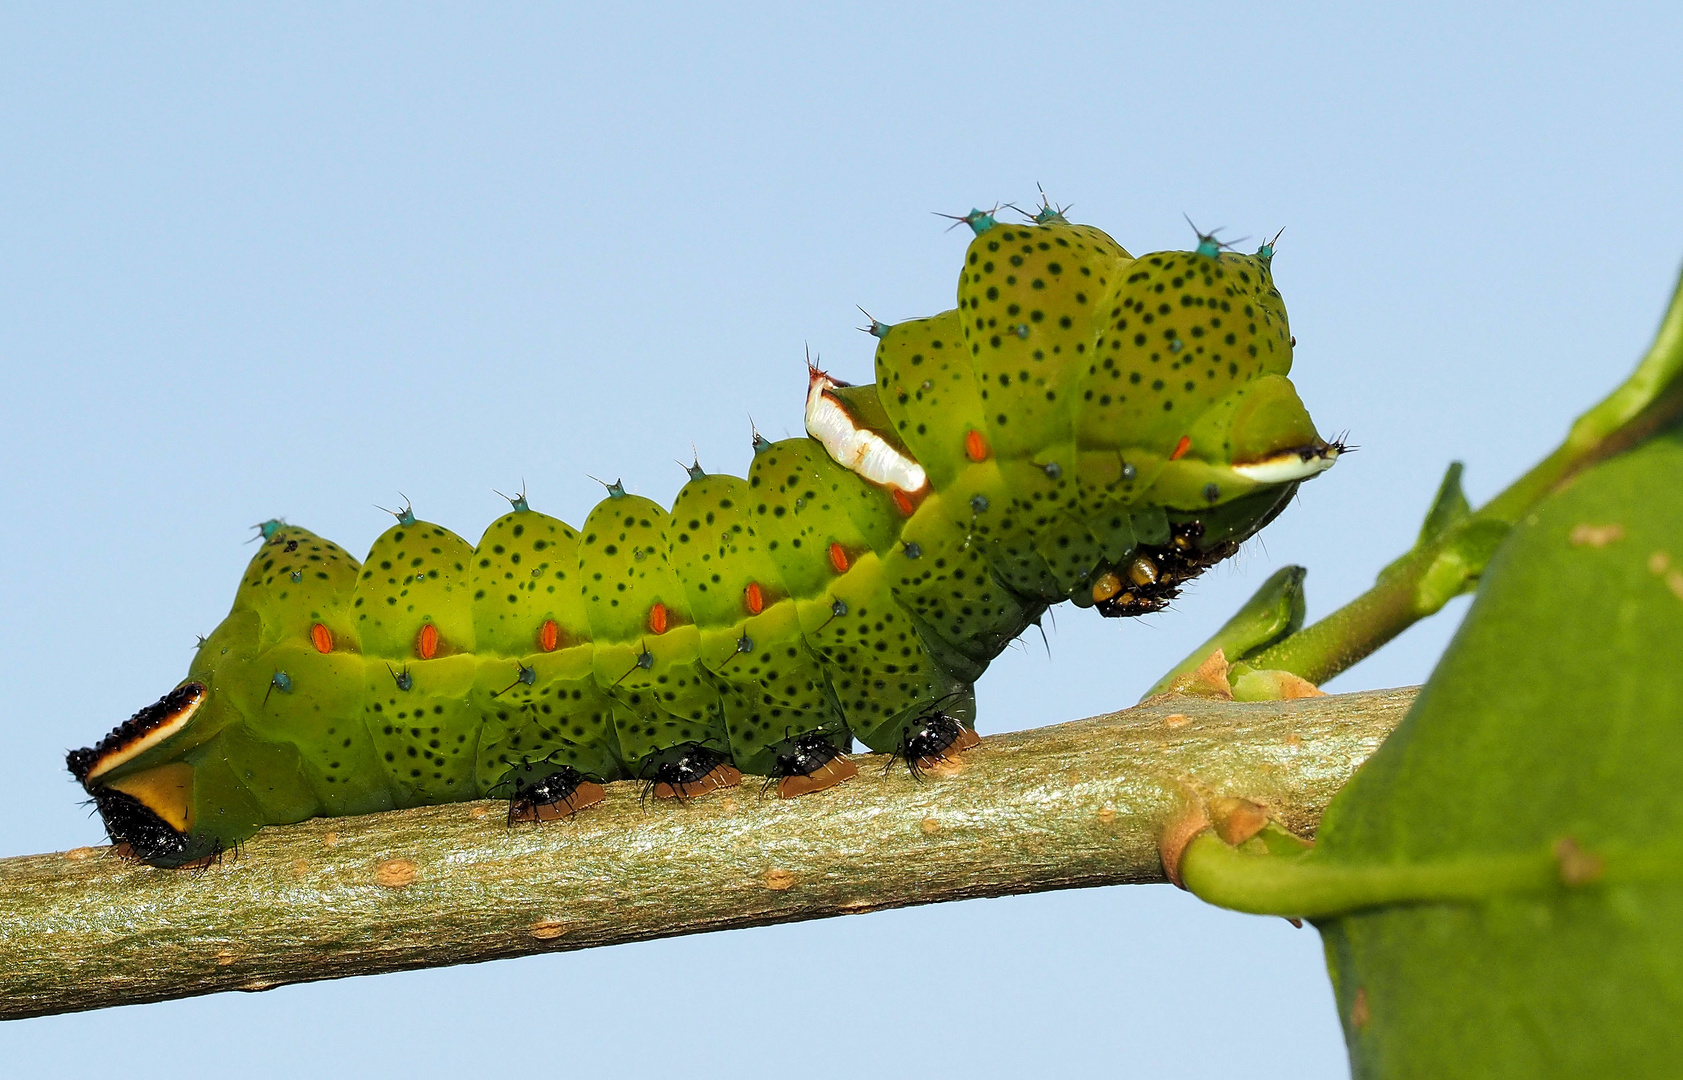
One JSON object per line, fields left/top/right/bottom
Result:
{"left": 1178, "top": 830, "right": 1682, "bottom": 919}
{"left": 1177, "top": 832, "right": 1552, "bottom": 918}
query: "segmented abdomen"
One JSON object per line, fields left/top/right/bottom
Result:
{"left": 187, "top": 430, "right": 974, "bottom": 827}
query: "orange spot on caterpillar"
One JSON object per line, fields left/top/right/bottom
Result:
{"left": 744, "top": 581, "right": 765, "bottom": 615}
{"left": 538, "top": 619, "right": 560, "bottom": 652}
{"left": 416, "top": 623, "right": 440, "bottom": 660}
{"left": 648, "top": 602, "right": 669, "bottom": 635}
{"left": 828, "top": 543, "right": 850, "bottom": 573}
{"left": 964, "top": 429, "right": 990, "bottom": 462}
{"left": 310, "top": 623, "right": 333, "bottom": 654}
{"left": 891, "top": 488, "right": 915, "bottom": 516}
{"left": 1170, "top": 436, "right": 1192, "bottom": 461}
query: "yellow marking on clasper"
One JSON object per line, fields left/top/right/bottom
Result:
{"left": 107, "top": 762, "right": 195, "bottom": 831}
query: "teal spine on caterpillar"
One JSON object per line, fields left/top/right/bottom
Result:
{"left": 68, "top": 206, "right": 1342, "bottom": 867}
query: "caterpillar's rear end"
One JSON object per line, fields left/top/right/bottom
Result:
{"left": 71, "top": 207, "right": 1341, "bottom": 867}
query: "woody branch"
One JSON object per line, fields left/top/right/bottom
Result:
{"left": 0, "top": 687, "right": 1411, "bottom": 1021}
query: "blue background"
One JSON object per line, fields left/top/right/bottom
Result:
{"left": 3, "top": 4, "right": 1681, "bottom": 1076}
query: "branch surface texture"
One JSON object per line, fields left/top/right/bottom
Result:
{"left": 0, "top": 687, "right": 1413, "bottom": 1020}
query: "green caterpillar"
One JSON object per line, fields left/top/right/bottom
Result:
{"left": 69, "top": 206, "right": 1341, "bottom": 867}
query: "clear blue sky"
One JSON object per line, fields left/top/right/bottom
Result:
{"left": 3, "top": 4, "right": 1681, "bottom": 1076}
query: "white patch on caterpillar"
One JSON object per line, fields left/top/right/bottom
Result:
{"left": 1231, "top": 443, "right": 1343, "bottom": 484}
{"left": 86, "top": 686, "right": 205, "bottom": 782}
{"left": 805, "top": 368, "right": 929, "bottom": 496}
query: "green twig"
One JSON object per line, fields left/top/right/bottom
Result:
{"left": 1245, "top": 265, "right": 1683, "bottom": 686}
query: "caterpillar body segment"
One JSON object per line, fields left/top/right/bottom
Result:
{"left": 668, "top": 469, "right": 837, "bottom": 778}
{"left": 579, "top": 491, "right": 731, "bottom": 776}
{"left": 956, "top": 217, "right": 1135, "bottom": 461}
{"left": 71, "top": 212, "right": 1343, "bottom": 867}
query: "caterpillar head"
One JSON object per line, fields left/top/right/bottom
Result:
{"left": 829, "top": 216, "right": 1340, "bottom": 615}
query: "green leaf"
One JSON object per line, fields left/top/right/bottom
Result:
{"left": 1417, "top": 461, "right": 1472, "bottom": 545}
{"left": 1295, "top": 429, "right": 1683, "bottom": 1075}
